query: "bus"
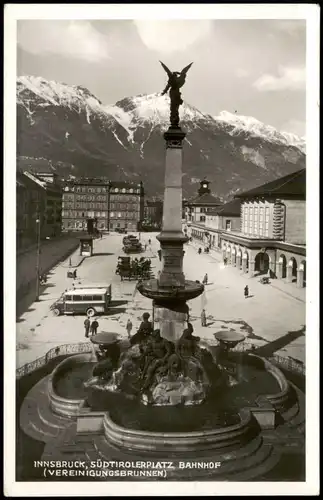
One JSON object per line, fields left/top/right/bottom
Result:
{"left": 50, "top": 286, "right": 112, "bottom": 317}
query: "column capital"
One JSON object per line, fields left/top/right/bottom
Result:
{"left": 164, "top": 127, "right": 186, "bottom": 148}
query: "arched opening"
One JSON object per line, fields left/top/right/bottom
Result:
{"left": 243, "top": 251, "right": 249, "bottom": 271}
{"left": 300, "top": 260, "right": 306, "bottom": 287}
{"left": 231, "top": 247, "right": 237, "bottom": 265}
{"left": 289, "top": 257, "right": 298, "bottom": 283}
{"left": 255, "top": 252, "right": 270, "bottom": 275}
{"left": 279, "top": 254, "right": 287, "bottom": 279}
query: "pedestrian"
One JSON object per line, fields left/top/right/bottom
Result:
{"left": 144, "top": 243, "right": 147, "bottom": 251}
{"left": 90, "top": 318, "right": 99, "bottom": 335}
{"left": 202, "top": 273, "right": 208, "bottom": 285}
{"left": 224, "top": 257, "right": 227, "bottom": 266}
{"left": 84, "top": 317, "right": 91, "bottom": 338}
{"left": 148, "top": 238, "right": 151, "bottom": 246}
{"left": 244, "top": 285, "right": 249, "bottom": 299}
{"left": 201, "top": 308, "right": 207, "bottom": 327}
{"left": 157, "top": 249, "right": 162, "bottom": 261}
{"left": 100, "top": 231, "right": 103, "bottom": 239}
{"left": 126, "top": 318, "right": 133, "bottom": 339}
{"left": 198, "top": 247, "right": 202, "bottom": 255}
{"left": 73, "top": 269, "right": 77, "bottom": 279}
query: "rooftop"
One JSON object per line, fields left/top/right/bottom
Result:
{"left": 235, "top": 168, "right": 306, "bottom": 199}
{"left": 188, "top": 192, "right": 222, "bottom": 206}
{"left": 206, "top": 198, "right": 241, "bottom": 216}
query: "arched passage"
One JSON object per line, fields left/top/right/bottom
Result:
{"left": 242, "top": 251, "right": 249, "bottom": 273}
{"left": 279, "top": 254, "right": 287, "bottom": 279}
{"left": 231, "top": 247, "right": 237, "bottom": 266}
{"left": 288, "top": 257, "right": 298, "bottom": 283}
{"left": 255, "top": 252, "right": 270, "bottom": 274}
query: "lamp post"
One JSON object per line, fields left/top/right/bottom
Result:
{"left": 35, "top": 216, "right": 41, "bottom": 301}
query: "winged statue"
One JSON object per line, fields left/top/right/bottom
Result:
{"left": 160, "top": 61, "right": 193, "bottom": 128}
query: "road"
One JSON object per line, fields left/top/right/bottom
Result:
{"left": 16, "top": 232, "right": 305, "bottom": 368}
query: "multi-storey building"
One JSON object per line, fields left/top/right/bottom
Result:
{"left": 188, "top": 169, "right": 306, "bottom": 287}
{"left": 62, "top": 177, "right": 110, "bottom": 232}
{"left": 61, "top": 178, "right": 145, "bottom": 233}
{"left": 184, "top": 179, "right": 222, "bottom": 223}
{"left": 17, "top": 170, "right": 62, "bottom": 250}
{"left": 143, "top": 199, "right": 163, "bottom": 228}
{"left": 108, "top": 181, "right": 144, "bottom": 232}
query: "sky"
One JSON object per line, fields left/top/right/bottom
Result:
{"left": 17, "top": 19, "right": 306, "bottom": 136}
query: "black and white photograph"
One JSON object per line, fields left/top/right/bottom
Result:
{"left": 4, "top": 4, "right": 319, "bottom": 497}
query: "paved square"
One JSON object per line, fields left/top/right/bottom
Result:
{"left": 16, "top": 232, "right": 305, "bottom": 369}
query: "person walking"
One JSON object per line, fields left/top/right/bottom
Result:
{"left": 202, "top": 273, "right": 208, "bottom": 285}
{"left": 84, "top": 317, "right": 91, "bottom": 338}
{"left": 201, "top": 308, "right": 207, "bottom": 327}
{"left": 198, "top": 247, "right": 202, "bottom": 255}
{"left": 126, "top": 318, "right": 133, "bottom": 339}
{"left": 90, "top": 318, "right": 99, "bottom": 336}
{"left": 244, "top": 285, "right": 249, "bottom": 299}
{"left": 224, "top": 257, "right": 227, "bottom": 266}
{"left": 73, "top": 269, "right": 77, "bottom": 279}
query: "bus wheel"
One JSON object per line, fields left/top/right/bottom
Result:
{"left": 53, "top": 308, "right": 61, "bottom": 316}
{"left": 86, "top": 308, "right": 96, "bottom": 317}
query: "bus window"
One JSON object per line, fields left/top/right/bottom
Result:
{"left": 73, "top": 295, "right": 82, "bottom": 301}
{"left": 65, "top": 295, "right": 72, "bottom": 301}
{"left": 92, "top": 295, "right": 104, "bottom": 301}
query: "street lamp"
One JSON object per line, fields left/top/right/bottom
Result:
{"left": 35, "top": 217, "right": 41, "bottom": 301}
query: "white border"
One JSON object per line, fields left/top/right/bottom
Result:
{"left": 4, "top": 4, "right": 320, "bottom": 497}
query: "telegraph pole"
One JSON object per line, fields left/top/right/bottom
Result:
{"left": 35, "top": 214, "right": 41, "bottom": 301}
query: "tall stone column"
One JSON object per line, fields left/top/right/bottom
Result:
{"left": 276, "top": 261, "right": 282, "bottom": 279}
{"left": 297, "top": 268, "right": 304, "bottom": 288}
{"left": 157, "top": 128, "right": 188, "bottom": 289}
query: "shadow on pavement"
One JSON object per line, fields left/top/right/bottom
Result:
{"left": 92, "top": 252, "right": 115, "bottom": 257}
{"left": 251, "top": 325, "right": 305, "bottom": 358}
{"left": 110, "top": 300, "right": 128, "bottom": 307}
{"left": 106, "top": 307, "right": 127, "bottom": 316}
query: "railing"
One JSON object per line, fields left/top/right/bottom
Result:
{"left": 16, "top": 340, "right": 305, "bottom": 380}
{"left": 16, "top": 342, "right": 93, "bottom": 379}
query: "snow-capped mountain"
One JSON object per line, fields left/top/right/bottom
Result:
{"left": 17, "top": 76, "right": 306, "bottom": 197}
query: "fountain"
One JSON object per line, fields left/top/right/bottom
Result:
{"left": 18, "top": 62, "right": 305, "bottom": 481}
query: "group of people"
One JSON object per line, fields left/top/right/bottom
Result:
{"left": 84, "top": 317, "right": 99, "bottom": 338}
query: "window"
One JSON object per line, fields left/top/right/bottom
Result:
{"left": 265, "top": 207, "right": 270, "bottom": 237}
{"left": 97, "top": 188, "right": 101, "bottom": 193}
{"left": 73, "top": 295, "right": 82, "bottom": 301}
{"left": 129, "top": 188, "right": 133, "bottom": 193}
{"left": 114, "top": 188, "right": 119, "bottom": 193}
{"left": 65, "top": 295, "right": 72, "bottom": 301}
{"left": 122, "top": 188, "right": 126, "bottom": 193}
{"left": 226, "top": 220, "right": 232, "bottom": 231}
{"left": 200, "top": 216, "right": 206, "bottom": 222}
{"left": 110, "top": 212, "right": 115, "bottom": 218}
{"left": 92, "top": 295, "right": 104, "bottom": 301}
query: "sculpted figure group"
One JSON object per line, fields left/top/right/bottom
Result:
{"left": 87, "top": 311, "right": 212, "bottom": 405}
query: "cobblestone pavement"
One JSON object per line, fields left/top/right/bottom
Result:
{"left": 16, "top": 233, "right": 305, "bottom": 368}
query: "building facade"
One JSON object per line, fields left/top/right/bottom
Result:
{"left": 143, "top": 199, "right": 163, "bottom": 228}
{"left": 188, "top": 169, "right": 306, "bottom": 288}
{"left": 184, "top": 179, "right": 222, "bottom": 223}
{"left": 62, "top": 177, "right": 110, "bottom": 232}
{"left": 17, "top": 171, "right": 62, "bottom": 250}
{"left": 108, "top": 181, "right": 144, "bottom": 232}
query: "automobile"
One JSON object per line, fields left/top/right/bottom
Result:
{"left": 50, "top": 285, "right": 112, "bottom": 317}
{"left": 123, "top": 234, "right": 138, "bottom": 244}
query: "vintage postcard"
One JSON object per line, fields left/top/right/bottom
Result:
{"left": 4, "top": 3, "right": 320, "bottom": 497}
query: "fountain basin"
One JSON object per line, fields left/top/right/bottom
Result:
{"left": 48, "top": 353, "right": 95, "bottom": 418}
{"left": 137, "top": 278, "right": 204, "bottom": 302}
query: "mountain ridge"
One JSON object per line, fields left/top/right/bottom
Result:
{"left": 17, "top": 75, "right": 306, "bottom": 198}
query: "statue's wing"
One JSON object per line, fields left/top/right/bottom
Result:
{"left": 180, "top": 62, "right": 193, "bottom": 76}
{"left": 160, "top": 61, "right": 173, "bottom": 78}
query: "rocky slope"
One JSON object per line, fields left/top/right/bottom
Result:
{"left": 17, "top": 76, "right": 306, "bottom": 198}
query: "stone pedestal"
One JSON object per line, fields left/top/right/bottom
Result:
{"left": 153, "top": 300, "right": 189, "bottom": 343}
